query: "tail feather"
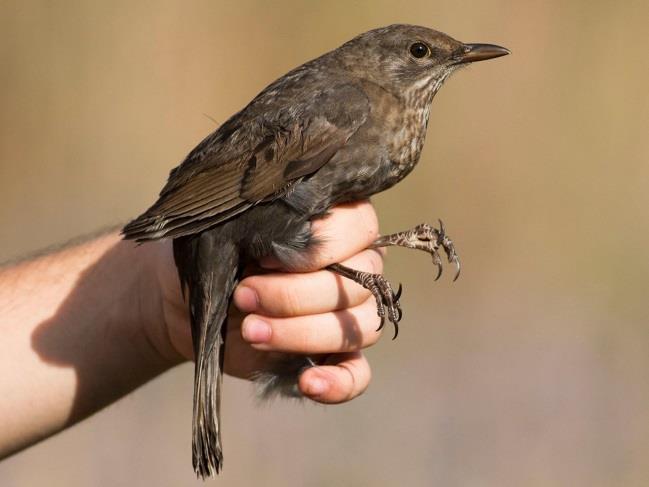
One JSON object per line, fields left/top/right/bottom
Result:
{"left": 173, "top": 232, "right": 239, "bottom": 478}
{"left": 192, "top": 338, "right": 225, "bottom": 476}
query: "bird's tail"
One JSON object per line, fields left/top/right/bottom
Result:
{"left": 173, "top": 232, "right": 239, "bottom": 478}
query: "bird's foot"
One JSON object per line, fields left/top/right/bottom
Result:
{"left": 326, "top": 263, "right": 402, "bottom": 339}
{"left": 371, "top": 220, "right": 461, "bottom": 281}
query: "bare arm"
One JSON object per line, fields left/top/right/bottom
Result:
{"left": 0, "top": 232, "right": 170, "bottom": 455}
{"left": 0, "top": 201, "right": 382, "bottom": 458}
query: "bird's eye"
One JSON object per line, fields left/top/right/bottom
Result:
{"left": 409, "top": 42, "right": 430, "bottom": 59}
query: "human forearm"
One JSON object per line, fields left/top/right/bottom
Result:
{"left": 0, "top": 201, "right": 385, "bottom": 459}
{"left": 0, "top": 233, "right": 172, "bottom": 456}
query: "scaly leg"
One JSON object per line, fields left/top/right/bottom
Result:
{"left": 326, "top": 263, "right": 403, "bottom": 339}
{"left": 370, "top": 220, "right": 461, "bottom": 281}
{"left": 326, "top": 220, "right": 459, "bottom": 340}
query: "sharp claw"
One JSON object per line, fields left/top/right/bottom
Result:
{"left": 392, "top": 322, "right": 399, "bottom": 340}
{"left": 393, "top": 283, "right": 403, "bottom": 300}
{"left": 435, "top": 262, "right": 443, "bottom": 281}
{"left": 396, "top": 306, "right": 403, "bottom": 321}
{"left": 453, "top": 257, "right": 461, "bottom": 282}
{"left": 438, "top": 218, "right": 445, "bottom": 237}
{"left": 376, "top": 314, "right": 385, "bottom": 332}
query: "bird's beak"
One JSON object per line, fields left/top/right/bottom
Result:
{"left": 454, "top": 43, "right": 510, "bottom": 64}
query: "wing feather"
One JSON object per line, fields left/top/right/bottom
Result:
{"left": 122, "top": 83, "right": 370, "bottom": 242}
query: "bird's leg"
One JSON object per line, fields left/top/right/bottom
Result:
{"left": 370, "top": 220, "right": 461, "bottom": 281}
{"left": 326, "top": 263, "right": 403, "bottom": 339}
{"left": 325, "top": 221, "right": 458, "bottom": 340}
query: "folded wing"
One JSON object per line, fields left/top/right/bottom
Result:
{"left": 123, "top": 83, "right": 369, "bottom": 241}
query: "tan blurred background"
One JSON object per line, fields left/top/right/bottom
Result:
{"left": 1, "top": 0, "right": 648, "bottom": 485}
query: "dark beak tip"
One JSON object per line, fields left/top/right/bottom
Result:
{"left": 459, "top": 43, "right": 511, "bottom": 64}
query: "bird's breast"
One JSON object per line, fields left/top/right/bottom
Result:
{"left": 386, "top": 103, "right": 431, "bottom": 182}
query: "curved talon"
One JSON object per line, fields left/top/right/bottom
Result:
{"left": 438, "top": 218, "right": 445, "bottom": 237}
{"left": 396, "top": 306, "right": 403, "bottom": 321}
{"left": 453, "top": 256, "right": 461, "bottom": 282}
{"left": 394, "top": 283, "right": 403, "bottom": 300}
{"left": 391, "top": 322, "right": 399, "bottom": 340}
{"left": 376, "top": 314, "right": 385, "bottom": 332}
{"left": 435, "top": 261, "right": 443, "bottom": 281}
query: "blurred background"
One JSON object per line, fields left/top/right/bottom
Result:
{"left": 1, "top": 0, "right": 648, "bottom": 485}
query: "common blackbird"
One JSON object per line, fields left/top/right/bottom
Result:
{"left": 123, "top": 24, "right": 509, "bottom": 477}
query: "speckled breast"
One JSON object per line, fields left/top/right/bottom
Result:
{"left": 387, "top": 101, "right": 431, "bottom": 182}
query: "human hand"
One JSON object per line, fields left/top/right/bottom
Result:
{"left": 145, "top": 200, "right": 383, "bottom": 404}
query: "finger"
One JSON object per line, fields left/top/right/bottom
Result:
{"left": 240, "top": 297, "right": 382, "bottom": 353}
{"left": 260, "top": 200, "right": 379, "bottom": 272}
{"left": 234, "top": 248, "right": 383, "bottom": 317}
{"left": 299, "top": 351, "right": 371, "bottom": 403}
{"left": 222, "top": 308, "right": 270, "bottom": 379}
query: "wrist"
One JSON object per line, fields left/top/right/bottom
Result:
{"left": 137, "top": 238, "right": 192, "bottom": 364}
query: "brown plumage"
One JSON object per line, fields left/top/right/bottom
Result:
{"left": 123, "top": 24, "right": 508, "bottom": 477}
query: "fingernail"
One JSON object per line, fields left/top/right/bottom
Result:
{"left": 242, "top": 318, "right": 272, "bottom": 343}
{"left": 307, "top": 376, "right": 329, "bottom": 396}
{"left": 234, "top": 286, "right": 258, "bottom": 312}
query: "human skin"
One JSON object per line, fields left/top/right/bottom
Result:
{"left": 0, "top": 201, "right": 383, "bottom": 458}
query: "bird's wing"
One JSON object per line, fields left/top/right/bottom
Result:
{"left": 123, "top": 83, "right": 370, "bottom": 241}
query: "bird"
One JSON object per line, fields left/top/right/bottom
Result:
{"left": 122, "top": 24, "right": 509, "bottom": 477}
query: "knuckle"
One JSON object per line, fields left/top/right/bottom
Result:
{"left": 366, "top": 249, "right": 384, "bottom": 274}
{"left": 339, "top": 362, "right": 358, "bottom": 401}
{"left": 360, "top": 204, "right": 379, "bottom": 243}
{"left": 346, "top": 249, "right": 383, "bottom": 278}
{"left": 352, "top": 364, "right": 370, "bottom": 398}
{"left": 360, "top": 298, "right": 382, "bottom": 344}
{"left": 339, "top": 354, "right": 370, "bottom": 400}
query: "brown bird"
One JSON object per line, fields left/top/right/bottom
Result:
{"left": 123, "top": 24, "right": 508, "bottom": 477}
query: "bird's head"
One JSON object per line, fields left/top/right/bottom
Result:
{"left": 337, "top": 24, "right": 509, "bottom": 100}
